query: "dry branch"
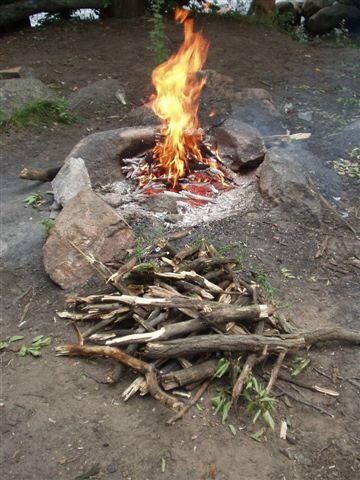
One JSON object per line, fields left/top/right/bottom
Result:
{"left": 56, "top": 344, "right": 183, "bottom": 411}
{"left": 55, "top": 235, "right": 360, "bottom": 421}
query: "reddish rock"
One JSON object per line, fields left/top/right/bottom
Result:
{"left": 43, "top": 189, "right": 134, "bottom": 290}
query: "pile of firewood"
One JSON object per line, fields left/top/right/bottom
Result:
{"left": 56, "top": 231, "right": 360, "bottom": 423}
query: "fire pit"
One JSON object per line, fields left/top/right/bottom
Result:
{"left": 41, "top": 8, "right": 323, "bottom": 291}
{"left": 98, "top": 8, "right": 265, "bottom": 220}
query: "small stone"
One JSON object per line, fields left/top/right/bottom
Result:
{"left": 139, "top": 193, "right": 179, "bottom": 214}
{"left": 165, "top": 213, "right": 183, "bottom": 224}
{"left": 215, "top": 119, "right": 266, "bottom": 170}
{"left": 298, "top": 111, "right": 313, "bottom": 122}
{"left": 106, "top": 463, "right": 118, "bottom": 474}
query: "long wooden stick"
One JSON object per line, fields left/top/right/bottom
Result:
{"left": 55, "top": 344, "right": 183, "bottom": 411}
{"left": 144, "top": 326, "right": 360, "bottom": 358}
{"left": 144, "top": 334, "right": 305, "bottom": 357}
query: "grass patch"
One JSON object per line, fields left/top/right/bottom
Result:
{"left": 0, "top": 97, "right": 76, "bottom": 130}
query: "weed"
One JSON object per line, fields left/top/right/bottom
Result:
{"left": 280, "top": 267, "right": 296, "bottom": 279}
{"left": 289, "top": 357, "right": 311, "bottom": 376}
{"left": 130, "top": 230, "right": 164, "bottom": 261}
{"left": 243, "top": 376, "right": 277, "bottom": 429}
{"left": 149, "top": 0, "right": 169, "bottom": 65}
{"left": 0, "top": 335, "right": 25, "bottom": 351}
{"left": 23, "top": 192, "right": 46, "bottom": 208}
{"left": 326, "top": 19, "right": 356, "bottom": 47}
{"left": 214, "top": 357, "right": 231, "bottom": 378}
{"left": 211, "top": 387, "right": 233, "bottom": 424}
{"left": 161, "top": 457, "right": 166, "bottom": 473}
{"left": 23, "top": 191, "right": 53, "bottom": 208}
{"left": 39, "top": 218, "right": 55, "bottom": 235}
{"left": 0, "top": 97, "right": 76, "bottom": 129}
{"left": 252, "top": 268, "right": 277, "bottom": 298}
{"left": 288, "top": 24, "right": 309, "bottom": 43}
{"left": 250, "top": 427, "right": 266, "bottom": 442}
{"left": 332, "top": 148, "right": 360, "bottom": 179}
{"left": 18, "top": 335, "right": 52, "bottom": 357}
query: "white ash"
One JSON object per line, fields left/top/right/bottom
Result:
{"left": 96, "top": 172, "right": 258, "bottom": 229}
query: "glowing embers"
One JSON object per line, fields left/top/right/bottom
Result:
{"left": 122, "top": 135, "right": 233, "bottom": 207}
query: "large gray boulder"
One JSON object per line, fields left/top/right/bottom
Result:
{"left": 307, "top": 5, "right": 360, "bottom": 34}
{"left": 302, "top": 0, "right": 333, "bottom": 19}
{"left": 43, "top": 189, "right": 134, "bottom": 290}
{"left": 258, "top": 147, "right": 322, "bottom": 226}
{"left": 0, "top": 78, "right": 54, "bottom": 120}
{"left": 64, "top": 126, "right": 156, "bottom": 186}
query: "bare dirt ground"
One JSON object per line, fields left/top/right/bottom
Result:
{"left": 1, "top": 15, "right": 359, "bottom": 480}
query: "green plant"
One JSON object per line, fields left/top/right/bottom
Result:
{"left": 149, "top": 0, "right": 169, "bottom": 64}
{"left": 280, "top": 267, "right": 296, "bottom": 279}
{"left": 289, "top": 357, "right": 311, "bottom": 376}
{"left": 23, "top": 192, "right": 46, "bottom": 208}
{"left": 18, "top": 335, "right": 52, "bottom": 357}
{"left": 214, "top": 357, "right": 231, "bottom": 378}
{"left": 0, "top": 97, "right": 76, "bottom": 129}
{"left": 23, "top": 191, "right": 53, "bottom": 208}
{"left": 252, "top": 268, "right": 277, "bottom": 298}
{"left": 330, "top": 19, "right": 355, "bottom": 47}
{"left": 0, "top": 335, "right": 25, "bottom": 351}
{"left": 243, "top": 376, "right": 277, "bottom": 430}
{"left": 288, "top": 24, "right": 309, "bottom": 43}
{"left": 211, "top": 386, "right": 233, "bottom": 424}
{"left": 331, "top": 148, "right": 360, "bottom": 179}
{"left": 39, "top": 218, "right": 55, "bottom": 235}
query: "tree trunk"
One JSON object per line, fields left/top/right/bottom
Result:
{"left": 0, "top": 0, "right": 147, "bottom": 28}
{"left": 108, "top": 0, "right": 146, "bottom": 18}
{"left": 248, "top": 0, "right": 275, "bottom": 17}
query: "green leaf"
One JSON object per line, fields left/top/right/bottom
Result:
{"left": 161, "top": 457, "right": 166, "bottom": 473}
{"left": 281, "top": 267, "right": 296, "bottom": 279}
{"left": 222, "top": 400, "right": 232, "bottom": 424}
{"left": 228, "top": 424, "right": 237, "bottom": 436}
{"left": 252, "top": 409, "right": 262, "bottom": 424}
{"left": 214, "top": 358, "right": 230, "bottom": 378}
{"left": 251, "top": 428, "right": 265, "bottom": 442}
{"left": 8, "top": 335, "right": 25, "bottom": 343}
{"left": 291, "top": 358, "right": 311, "bottom": 376}
{"left": 263, "top": 410, "right": 275, "bottom": 430}
{"left": 0, "top": 341, "right": 9, "bottom": 350}
{"left": 18, "top": 345, "right": 29, "bottom": 357}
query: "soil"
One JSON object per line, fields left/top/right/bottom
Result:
{"left": 1, "top": 14, "right": 359, "bottom": 480}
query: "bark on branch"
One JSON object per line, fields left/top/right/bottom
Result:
{"left": 0, "top": 0, "right": 103, "bottom": 28}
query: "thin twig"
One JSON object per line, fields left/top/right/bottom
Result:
{"left": 166, "top": 378, "right": 212, "bottom": 425}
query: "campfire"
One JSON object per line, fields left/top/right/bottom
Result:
{"left": 122, "top": 8, "right": 233, "bottom": 207}
{"left": 19, "top": 6, "right": 359, "bottom": 430}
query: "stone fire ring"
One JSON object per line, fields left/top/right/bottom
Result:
{"left": 43, "top": 124, "right": 321, "bottom": 290}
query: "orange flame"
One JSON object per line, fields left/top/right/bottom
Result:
{"left": 149, "top": 8, "right": 210, "bottom": 186}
